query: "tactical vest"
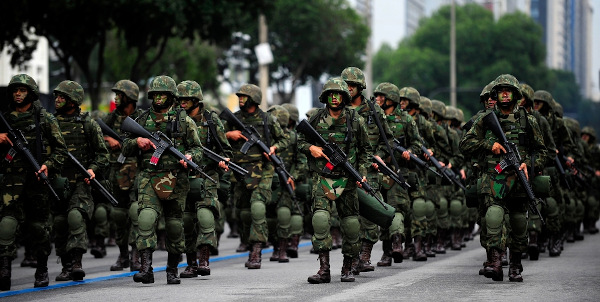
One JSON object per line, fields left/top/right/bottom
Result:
{"left": 484, "top": 109, "right": 531, "bottom": 172}
{"left": 230, "top": 109, "right": 271, "bottom": 163}
{"left": 56, "top": 112, "right": 93, "bottom": 170}
{"left": 3, "top": 106, "right": 50, "bottom": 169}
{"left": 353, "top": 102, "right": 380, "bottom": 148}
{"left": 138, "top": 108, "right": 189, "bottom": 170}
{"left": 104, "top": 109, "right": 142, "bottom": 164}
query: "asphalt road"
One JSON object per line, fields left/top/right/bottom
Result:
{"left": 2, "top": 224, "right": 599, "bottom": 301}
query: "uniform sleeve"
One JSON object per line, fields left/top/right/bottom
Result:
{"left": 42, "top": 113, "right": 68, "bottom": 173}
{"left": 184, "top": 116, "right": 203, "bottom": 164}
{"left": 526, "top": 116, "right": 548, "bottom": 172}
{"left": 88, "top": 119, "right": 110, "bottom": 173}
{"left": 356, "top": 115, "right": 373, "bottom": 177}
{"left": 270, "top": 114, "right": 288, "bottom": 152}
{"left": 406, "top": 116, "right": 423, "bottom": 155}
{"left": 375, "top": 105, "right": 394, "bottom": 158}
{"left": 459, "top": 113, "right": 495, "bottom": 156}
{"left": 213, "top": 113, "right": 234, "bottom": 159}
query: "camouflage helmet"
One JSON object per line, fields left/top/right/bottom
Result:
{"left": 398, "top": 87, "right": 421, "bottom": 106}
{"left": 564, "top": 117, "right": 581, "bottom": 138}
{"left": 581, "top": 126, "right": 596, "bottom": 140}
{"left": 8, "top": 74, "right": 39, "bottom": 97}
{"left": 491, "top": 74, "right": 522, "bottom": 100}
{"left": 445, "top": 106, "right": 458, "bottom": 121}
{"left": 457, "top": 108, "right": 464, "bottom": 123}
{"left": 306, "top": 107, "right": 320, "bottom": 119}
{"left": 177, "top": 80, "right": 203, "bottom": 102}
{"left": 431, "top": 100, "right": 446, "bottom": 118}
{"left": 111, "top": 80, "right": 139, "bottom": 101}
{"left": 519, "top": 83, "right": 534, "bottom": 102}
{"left": 553, "top": 99, "right": 563, "bottom": 117}
{"left": 373, "top": 82, "right": 400, "bottom": 103}
{"left": 267, "top": 105, "right": 290, "bottom": 128}
{"left": 281, "top": 103, "right": 299, "bottom": 123}
{"left": 148, "top": 75, "right": 177, "bottom": 99}
{"left": 479, "top": 81, "right": 495, "bottom": 103}
{"left": 54, "top": 80, "right": 84, "bottom": 105}
{"left": 319, "top": 77, "right": 351, "bottom": 104}
{"left": 341, "top": 67, "right": 366, "bottom": 90}
{"left": 236, "top": 84, "right": 262, "bottom": 105}
{"left": 419, "top": 96, "right": 433, "bottom": 116}
{"left": 533, "top": 90, "right": 553, "bottom": 105}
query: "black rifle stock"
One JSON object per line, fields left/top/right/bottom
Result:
{"left": 67, "top": 152, "right": 118, "bottom": 206}
{"left": 120, "top": 116, "right": 216, "bottom": 183}
{"left": 482, "top": 112, "right": 545, "bottom": 225}
{"left": 393, "top": 139, "right": 442, "bottom": 178}
{"left": 201, "top": 146, "right": 248, "bottom": 176}
{"left": 296, "top": 119, "right": 387, "bottom": 210}
{"left": 96, "top": 118, "right": 126, "bottom": 164}
{"left": 420, "top": 145, "right": 466, "bottom": 190}
{"left": 0, "top": 112, "right": 61, "bottom": 201}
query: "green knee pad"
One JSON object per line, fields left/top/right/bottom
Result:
{"left": 390, "top": 213, "right": 404, "bottom": 234}
{"left": 165, "top": 217, "right": 184, "bottom": 242}
{"left": 111, "top": 207, "right": 128, "bottom": 226}
{"left": 0, "top": 216, "right": 18, "bottom": 245}
{"left": 250, "top": 201, "right": 266, "bottom": 225}
{"left": 239, "top": 209, "right": 251, "bottom": 225}
{"left": 424, "top": 200, "right": 435, "bottom": 218}
{"left": 290, "top": 214, "right": 304, "bottom": 235}
{"left": 545, "top": 197, "right": 559, "bottom": 217}
{"left": 182, "top": 212, "right": 196, "bottom": 231}
{"left": 129, "top": 202, "right": 139, "bottom": 226}
{"left": 197, "top": 208, "right": 215, "bottom": 234}
{"left": 485, "top": 205, "right": 504, "bottom": 235}
{"left": 341, "top": 216, "right": 360, "bottom": 243}
{"left": 437, "top": 197, "right": 449, "bottom": 217}
{"left": 94, "top": 206, "right": 108, "bottom": 225}
{"left": 67, "top": 209, "right": 86, "bottom": 235}
{"left": 510, "top": 212, "right": 528, "bottom": 234}
{"left": 138, "top": 208, "right": 158, "bottom": 237}
{"left": 277, "top": 207, "right": 291, "bottom": 230}
{"left": 312, "top": 210, "right": 330, "bottom": 240}
{"left": 449, "top": 199, "right": 463, "bottom": 217}
{"left": 412, "top": 198, "right": 427, "bottom": 218}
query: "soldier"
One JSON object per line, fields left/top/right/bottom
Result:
{"left": 104, "top": 80, "right": 143, "bottom": 272}
{"left": 299, "top": 77, "right": 373, "bottom": 283}
{"left": 460, "top": 74, "right": 547, "bottom": 282}
{"left": 51, "top": 80, "right": 110, "bottom": 282}
{"left": 122, "top": 75, "right": 203, "bottom": 284}
{"left": 373, "top": 84, "right": 423, "bottom": 265}
{"left": 0, "top": 74, "right": 68, "bottom": 290}
{"left": 580, "top": 126, "right": 600, "bottom": 234}
{"left": 177, "top": 80, "right": 232, "bottom": 278}
{"left": 224, "top": 84, "right": 288, "bottom": 269}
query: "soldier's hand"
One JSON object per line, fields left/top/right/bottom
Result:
{"left": 36, "top": 164, "right": 48, "bottom": 180}
{"left": 180, "top": 154, "right": 192, "bottom": 168}
{"left": 519, "top": 163, "right": 529, "bottom": 181}
{"left": 566, "top": 156, "right": 575, "bottom": 168}
{"left": 218, "top": 159, "right": 230, "bottom": 172}
{"left": 491, "top": 142, "right": 506, "bottom": 155}
{"left": 269, "top": 146, "right": 277, "bottom": 156}
{"left": 447, "top": 162, "right": 453, "bottom": 169}
{"left": 356, "top": 176, "right": 367, "bottom": 188}
{"left": 104, "top": 136, "right": 121, "bottom": 150}
{"left": 309, "top": 145, "right": 329, "bottom": 161}
{"left": 460, "top": 169, "right": 466, "bottom": 180}
{"left": 287, "top": 177, "right": 295, "bottom": 191}
{"left": 84, "top": 169, "right": 95, "bottom": 185}
{"left": 372, "top": 155, "right": 382, "bottom": 170}
{"left": 423, "top": 148, "right": 433, "bottom": 160}
{"left": 0, "top": 133, "right": 13, "bottom": 146}
{"left": 402, "top": 150, "right": 411, "bottom": 161}
{"left": 137, "top": 138, "right": 156, "bottom": 151}
{"left": 226, "top": 130, "right": 247, "bottom": 141}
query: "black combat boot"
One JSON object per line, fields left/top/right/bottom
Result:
{"left": 451, "top": 228, "right": 462, "bottom": 251}
{"left": 270, "top": 239, "right": 280, "bottom": 262}
{"left": 331, "top": 227, "right": 342, "bottom": 249}
{"left": 340, "top": 256, "right": 355, "bottom": 282}
{"left": 33, "top": 253, "right": 49, "bottom": 288}
{"left": 358, "top": 241, "right": 375, "bottom": 272}
{"left": 548, "top": 233, "right": 561, "bottom": 257}
{"left": 424, "top": 234, "right": 436, "bottom": 257}
{"left": 197, "top": 245, "right": 211, "bottom": 276}
{"left": 55, "top": 254, "right": 73, "bottom": 281}
{"left": 246, "top": 243, "right": 262, "bottom": 269}
{"left": 501, "top": 249, "right": 508, "bottom": 266}
{"left": 483, "top": 248, "right": 503, "bottom": 281}
{"left": 166, "top": 253, "right": 181, "bottom": 284}
{"left": 133, "top": 249, "right": 154, "bottom": 284}
{"left": 0, "top": 256, "right": 11, "bottom": 291}
{"left": 508, "top": 251, "right": 523, "bottom": 282}
{"left": 574, "top": 222, "right": 584, "bottom": 241}
{"left": 351, "top": 257, "right": 360, "bottom": 276}
{"left": 391, "top": 234, "right": 404, "bottom": 263}
{"left": 130, "top": 245, "right": 142, "bottom": 271}
{"left": 528, "top": 230, "right": 540, "bottom": 261}
{"left": 434, "top": 229, "right": 446, "bottom": 254}
{"left": 412, "top": 236, "right": 427, "bottom": 261}
{"left": 20, "top": 249, "right": 37, "bottom": 267}
{"left": 307, "top": 252, "right": 330, "bottom": 284}
{"left": 403, "top": 241, "right": 415, "bottom": 259}
{"left": 110, "top": 245, "right": 130, "bottom": 271}
{"left": 236, "top": 242, "right": 249, "bottom": 253}
{"left": 179, "top": 253, "right": 198, "bottom": 278}
{"left": 70, "top": 249, "right": 86, "bottom": 281}
{"left": 376, "top": 240, "right": 392, "bottom": 267}
{"left": 91, "top": 235, "right": 107, "bottom": 258}
{"left": 287, "top": 234, "right": 300, "bottom": 258}
{"left": 278, "top": 238, "right": 289, "bottom": 263}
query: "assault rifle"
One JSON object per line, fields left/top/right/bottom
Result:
{"left": 560, "top": 154, "right": 590, "bottom": 188}
{"left": 120, "top": 117, "right": 215, "bottom": 183}
{"left": 201, "top": 146, "right": 248, "bottom": 177}
{"left": 296, "top": 119, "right": 387, "bottom": 210}
{"left": 0, "top": 112, "right": 61, "bottom": 201}
{"left": 554, "top": 155, "right": 572, "bottom": 190}
{"left": 392, "top": 139, "right": 442, "bottom": 178}
{"left": 482, "top": 112, "right": 545, "bottom": 224}
{"left": 420, "top": 145, "right": 466, "bottom": 190}
{"left": 96, "top": 118, "right": 126, "bottom": 164}
{"left": 67, "top": 152, "right": 118, "bottom": 206}
{"left": 366, "top": 98, "right": 409, "bottom": 189}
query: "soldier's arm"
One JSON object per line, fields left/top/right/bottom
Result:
{"left": 527, "top": 116, "right": 547, "bottom": 172}
{"left": 88, "top": 119, "right": 110, "bottom": 172}
{"left": 184, "top": 116, "right": 203, "bottom": 164}
{"left": 406, "top": 117, "right": 423, "bottom": 155}
{"left": 356, "top": 115, "right": 373, "bottom": 178}
{"left": 375, "top": 106, "right": 393, "bottom": 158}
{"left": 459, "top": 114, "right": 493, "bottom": 156}
{"left": 269, "top": 114, "right": 288, "bottom": 153}
{"left": 42, "top": 113, "right": 68, "bottom": 172}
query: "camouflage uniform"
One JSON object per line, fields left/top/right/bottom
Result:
{"left": 0, "top": 74, "right": 68, "bottom": 290}
{"left": 460, "top": 74, "right": 547, "bottom": 282}
{"left": 122, "top": 75, "right": 203, "bottom": 285}
{"left": 581, "top": 126, "right": 600, "bottom": 234}
{"left": 52, "top": 80, "right": 110, "bottom": 281}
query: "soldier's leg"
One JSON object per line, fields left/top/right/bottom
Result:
{"left": 482, "top": 195, "right": 506, "bottom": 281}
{"left": 449, "top": 197, "right": 463, "bottom": 250}
{"left": 330, "top": 201, "right": 342, "bottom": 250}
{"left": 91, "top": 203, "right": 110, "bottom": 258}
{"left": 0, "top": 214, "right": 19, "bottom": 291}
{"left": 128, "top": 191, "right": 141, "bottom": 271}
{"left": 507, "top": 197, "right": 528, "bottom": 282}
{"left": 288, "top": 193, "right": 304, "bottom": 258}
{"left": 411, "top": 197, "right": 428, "bottom": 261}
{"left": 337, "top": 186, "right": 360, "bottom": 282}
{"left": 180, "top": 196, "right": 198, "bottom": 278}
{"left": 163, "top": 191, "right": 185, "bottom": 285}
{"left": 424, "top": 198, "right": 436, "bottom": 257}
{"left": 196, "top": 174, "right": 220, "bottom": 274}
{"left": 66, "top": 181, "right": 94, "bottom": 281}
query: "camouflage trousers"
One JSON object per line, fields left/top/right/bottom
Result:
{"left": 136, "top": 170, "right": 186, "bottom": 254}
{"left": 234, "top": 171, "right": 273, "bottom": 244}
{"left": 482, "top": 194, "right": 528, "bottom": 253}
{"left": 0, "top": 172, "right": 52, "bottom": 259}
{"left": 53, "top": 180, "right": 95, "bottom": 256}
{"left": 109, "top": 162, "right": 139, "bottom": 247}
{"left": 310, "top": 175, "right": 360, "bottom": 258}
{"left": 378, "top": 182, "right": 410, "bottom": 241}
{"left": 183, "top": 172, "right": 220, "bottom": 253}
{"left": 267, "top": 182, "right": 296, "bottom": 240}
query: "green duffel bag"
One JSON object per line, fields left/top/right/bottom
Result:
{"left": 357, "top": 189, "right": 395, "bottom": 229}
{"left": 531, "top": 175, "right": 551, "bottom": 198}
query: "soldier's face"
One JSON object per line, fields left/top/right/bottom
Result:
{"left": 238, "top": 95, "right": 248, "bottom": 107}
{"left": 582, "top": 134, "right": 590, "bottom": 143}
{"left": 533, "top": 100, "right": 544, "bottom": 111}
{"left": 12, "top": 86, "right": 28, "bottom": 104}
{"left": 400, "top": 98, "right": 409, "bottom": 110}
{"left": 114, "top": 92, "right": 123, "bottom": 106}
{"left": 375, "top": 94, "right": 385, "bottom": 107}
{"left": 347, "top": 83, "right": 358, "bottom": 98}
{"left": 497, "top": 87, "right": 513, "bottom": 104}
{"left": 54, "top": 93, "right": 67, "bottom": 109}
{"left": 327, "top": 92, "right": 342, "bottom": 108}
{"left": 485, "top": 97, "right": 496, "bottom": 109}
{"left": 153, "top": 93, "right": 169, "bottom": 106}
{"left": 180, "top": 98, "right": 195, "bottom": 110}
